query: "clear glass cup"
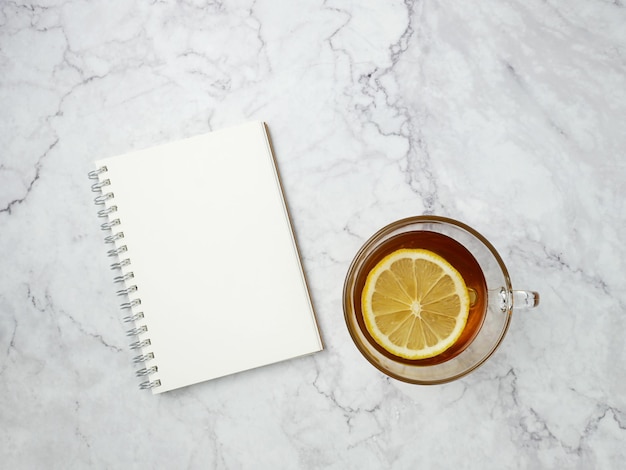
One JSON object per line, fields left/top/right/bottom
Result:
{"left": 343, "top": 216, "right": 539, "bottom": 384}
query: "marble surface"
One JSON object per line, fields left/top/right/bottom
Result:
{"left": 1, "top": 0, "right": 625, "bottom": 468}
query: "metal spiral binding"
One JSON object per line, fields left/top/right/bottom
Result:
{"left": 136, "top": 366, "right": 158, "bottom": 377}
{"left": 107, "top": 245, "right": 127, "bottom": 257}
{"left": 123, "top": 312, "right": 144, "bottom": 323}
{"left": 126, "top": 325, "right": 148, "bottom": 337}
{"left": 88, "top": 166, "right": 108, "bottom": 179}
{"left": 120, "top": 298, "right": 141, "bottom": 309}
{"left": 98, "top": 205, "right": 117, "bottom": 217}
{"left": 139, "top": 379, "right": 161, "bottom": 390}
{"left": 94, "top": 192, "right": 114, "bottom": 205}
{"left": 111, "top": 258, "right": 131, "bottom": 270}
{"left": 114, "top": 272, "right": 135, "bottom": 283}
{"left": 129, "top": 338, "right": 151, "bottom": 350}
{"left": 133, "top": 352, "right": 154, "bottom": 364}
{"left": 104, "top": 232, "right": 124, "bottom": 244}
{"left": 90, "top": 165, "right": 160, "bottom": 392}
{"left": 101, "top": 219, "right": 121, "bottom": 230}
{"left": 117, "top": 285, "right": 138, "bottom": 296}
{"left": 91, "top": 179, "right": 110, "bottom": 192}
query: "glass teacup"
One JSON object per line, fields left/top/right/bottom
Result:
{"left": 343, "top": 216, "right": 539, "bottom": 384}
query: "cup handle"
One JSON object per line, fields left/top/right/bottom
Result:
{"left": 512, "top": 290, "right": 540, "bottom": 309}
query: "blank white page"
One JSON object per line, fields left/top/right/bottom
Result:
{"left": 95, "top": 122, "right": 322, "bottom": 394}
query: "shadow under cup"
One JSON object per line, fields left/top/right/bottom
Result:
{"left": 342, "top": 216, "right": 539, "bottom": 384}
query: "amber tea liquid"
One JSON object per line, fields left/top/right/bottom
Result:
{"left": 355, "top": 230, "right": 488, "bottom": 366}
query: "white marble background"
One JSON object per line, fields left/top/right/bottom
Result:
{"left": 1, "top": 0, "right": 625, "bottom": 468}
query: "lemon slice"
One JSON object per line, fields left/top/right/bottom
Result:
{"left": 361, "top": 248, "right": 470, "bottom": 360}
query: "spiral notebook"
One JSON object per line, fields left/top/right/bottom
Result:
{"left": 90, "top": 122, "right": 323, "bottom": 394}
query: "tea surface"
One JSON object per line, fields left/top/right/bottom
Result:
{"left": 355, "top": 231, "right": 488, "bottom": 365}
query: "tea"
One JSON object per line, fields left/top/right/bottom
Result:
{"left": 355, "top": 230, "right": 487, "bottom": 366}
